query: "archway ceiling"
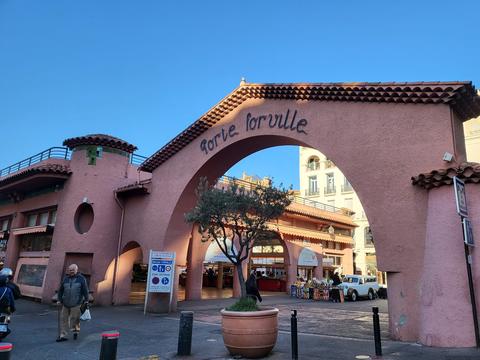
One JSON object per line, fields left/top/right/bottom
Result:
{"left": 140, "top": 81, "right": 480, "bottom": 172}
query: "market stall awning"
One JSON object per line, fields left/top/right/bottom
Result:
{"left": 269, "top": 223, "right": 354, "bottom": 245}
{"left": 11, "top": 225, "right": 53, "bottom": 236}
{"left": 204, "top": 239, "right": 237, "bottom": 263}
{"left": 298, "top": 247, "right": 319, "bottom": 267}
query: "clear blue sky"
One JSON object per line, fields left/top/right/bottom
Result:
{"left": 1, "top": 1, "right": 479, "bottom": 189}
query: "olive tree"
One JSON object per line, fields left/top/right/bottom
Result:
{"left": 185, "top": 177, "right": 291, "bottom": 299}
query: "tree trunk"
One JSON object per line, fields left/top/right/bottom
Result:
{"left": 236, "top": 261, "right": 247, "bottom": 299}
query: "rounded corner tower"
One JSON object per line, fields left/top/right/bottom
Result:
{"left": 63, "top": 134, "right": 137, "bottom": 169}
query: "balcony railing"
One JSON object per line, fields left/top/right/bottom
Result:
{"left": 130, "top": 153, "right": 148, "bottom": 166}
{"left": 304, "top": 189, "right": 320, "bottom": 196}
{"left": 1, "top": 146, "right": 149, "bottom": 178}
{"left": 341, "top": 184, "right": 353, "bottom": 192}
{"left": 218, "top": 175, "right": 345, "bottom": 215}
{"left": 324, "top": 186, "right": 336, "bottom": 195}
{"left": 0, "top": 147, "right": 71, "bottom": 178}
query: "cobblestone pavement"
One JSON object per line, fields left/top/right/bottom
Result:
{"left": 5, "top": 297, "right": 480, "bottom": 359}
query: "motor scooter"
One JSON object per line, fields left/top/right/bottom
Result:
{"left": 0, "top": 313, "right": 10, "bottom": 340}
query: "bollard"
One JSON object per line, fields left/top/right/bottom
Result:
{"left": 372, "top": 307, "right": 382, "bottom": 356}
{"left": 291, "top": 310, "right": 298, "bottom": 360}
{"left": 99, "top": 330, "right": 120, "bottom": 360}
{"left": 177, "top": 311, "right": 194, "bottom": 356}
{"left": 0, "top": 343, "right": 12, "bottom": 360}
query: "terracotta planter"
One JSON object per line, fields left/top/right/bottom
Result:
{"left": 221, "top": 307, "right": 279, "bottom": 358}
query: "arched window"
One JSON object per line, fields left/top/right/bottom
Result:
{"left": 307, "top": 156, "right": 320, "bottom": 170}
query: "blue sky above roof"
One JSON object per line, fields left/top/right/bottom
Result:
{"left": 1, "top": 0, "right": 479, "bottom": 189}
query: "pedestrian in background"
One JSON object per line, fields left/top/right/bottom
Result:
{"left": 331, "top": 272, "right": 342, "bottom": 303}
{"left": 246, "top": 271, "right": 262, "bottom": 303}
{"left": 56, "top": 264, "right": 89, "bottom": 342}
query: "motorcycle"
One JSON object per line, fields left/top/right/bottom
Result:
{"left": 0, "top": 313, "right": 11, "bottom": 340}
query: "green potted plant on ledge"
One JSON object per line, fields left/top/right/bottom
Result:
{"left": 186, "top": 177, "right": 291, "bottom": 358}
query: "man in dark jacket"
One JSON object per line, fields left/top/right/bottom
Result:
{"left": 0, "top": 276, "right": 15, "bottom": 314}
{"left": 56, "top": 264, "right": 89, "bottom": 342}
{"left": 245, "top": 271, "right": 262, "bottom": 303}
{"left": 0, "top": 268, "right": 21, "bottom": 300}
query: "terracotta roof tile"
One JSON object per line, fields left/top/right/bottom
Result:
{"left": 140, "top": 81, "right": 480, "bottom": 172}
{"left": 0, "top": 163, "right": 71, "bottom": 187}
{"left": 286, "top": 202, "right": 357, "bottom": 227}
{"left": 411, "top": 162, "right": 480, "bottom": 189}
{"left": 269, "top": 223, "right": 354, "bottom": 244}
{"left": 63, "top": 134, "right": 137, "bottom": 153}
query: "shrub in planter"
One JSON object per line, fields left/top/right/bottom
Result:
{"left": 186, "top": 177, "right": 291, "bottom": 358}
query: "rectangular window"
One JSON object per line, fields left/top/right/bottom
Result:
{"left": 344, "top": 198, "right": 353, "bottom": 211}
{"left": 0, "top": 219, "right": 9, "bottom": 232}
{"left": 20, "top": 234, "right": 52, "bottom": 252}
{"left": 325, "top": 173, "right": 335, "bottom": 194}
{"left": 50, "top": 210, "right": 57, "bottom": 225}
{"left": 39, "top": 212, "right": 49, "bottom": 226}
{"left": 17, "top": 264, "right": 47, "bottom": 287}
{"left": 327, "top": 199, "right": 335, "bottom": 208}
{"left": 365, "top": 227, "right": 374, "bottom": 247}
{"left": 27, "top": 214, "right": 38, "bottom": 227}
{"left": 308, "top": 176, "right": 318, "bottom": 195}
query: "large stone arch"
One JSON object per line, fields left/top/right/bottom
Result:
{"left": 137, "top": 82, "right": 480, "bottom": 346}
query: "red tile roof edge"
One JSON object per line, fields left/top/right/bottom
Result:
{"left": 140, "top": 81, "right": 480, "bottom": 173}
{"left": 411, "top": 162, "right": 480, "bottom": 189}
{"left": 0, "top": 164, "right": 72, "bottom": 188}
{"left": 63, "top": 134, "right": 137, "bottom": 153}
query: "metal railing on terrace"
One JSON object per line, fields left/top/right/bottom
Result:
{"left": 0, "top": 147, "right": 71, "bottom": 178}
{"left": 130, "top": 153, "right": 148, "bottom": 166}
{"left": 217, "top": 175, "right": 348, "bottom": 215}
{"left": 1, "top": 147, "right": 149, "bottom": 178}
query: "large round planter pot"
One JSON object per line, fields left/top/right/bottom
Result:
{"left": 221, "top": 307, "right": 279, "bottom": 359}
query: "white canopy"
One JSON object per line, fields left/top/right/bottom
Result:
{"left": 298, "top": 247, "right": 319, "bottom": 267}
{"left": 204, "top": 239, "right": 237, "bottom": 263}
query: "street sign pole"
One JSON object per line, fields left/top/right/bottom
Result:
{"left": 454, "top": 176, "right": 480, "bottom": 347}
{"left": 143, "top": 250, "right": 153, "bottom": 315}
{"left": 461, "top": 218, "right": 480, "bottom": 347}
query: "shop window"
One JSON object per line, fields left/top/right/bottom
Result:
{"left": 74, "top": 203, "right": 94, "bottom": 234}
{"left": 17, "top": 264, "right": 47, "bottom": 287}
{"left": 20, "top": 234, "right": 52, "bottom": 252}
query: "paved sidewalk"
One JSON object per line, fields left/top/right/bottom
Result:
{"left": 5, "top": 298, "right": 480, "bottom": 359}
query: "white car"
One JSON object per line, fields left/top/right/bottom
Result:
{"left": 341, "top": 275, "right": 379, "bottom": 301}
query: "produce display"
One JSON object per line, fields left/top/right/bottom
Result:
{"left": 290, "top": 278, "right": 342, "bottom": 302}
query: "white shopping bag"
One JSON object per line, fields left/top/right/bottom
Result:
{"left": 80, "top": 308, "right": 91, "bottom": 321}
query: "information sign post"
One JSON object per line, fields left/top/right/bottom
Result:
{"left": 144, "top": 250, "right": 176, "bottom": 315}
{"left": 453, "top": 176, "right": 479, "bottom": 347}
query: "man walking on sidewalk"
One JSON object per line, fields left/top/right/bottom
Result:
{"left": 56, "top": 264, "right": 89, "bottom": 342}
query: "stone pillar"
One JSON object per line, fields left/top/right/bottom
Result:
{"left": 342, "top": 247, "right": 354, "bottom": 275}
{"left": 217, "top": 262, "right": 224, "bottom": 289}
{"left": 185, "top": 227, "right": 206, "bottom": 301}
{"left": 4, "top": 212, "right": 25, "bottom": 271}
{"left": 419, "top": 184, "right": 480, "bottom": 347}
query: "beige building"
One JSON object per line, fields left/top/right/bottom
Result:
{"left": 299, "top": 118, "right": 480, "bottom": 278}
{"left": 298, "top": 147, "right": 374, "bottom": 277}
{"left": 465, "top": 116, "right": 480, "bottom": 162}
